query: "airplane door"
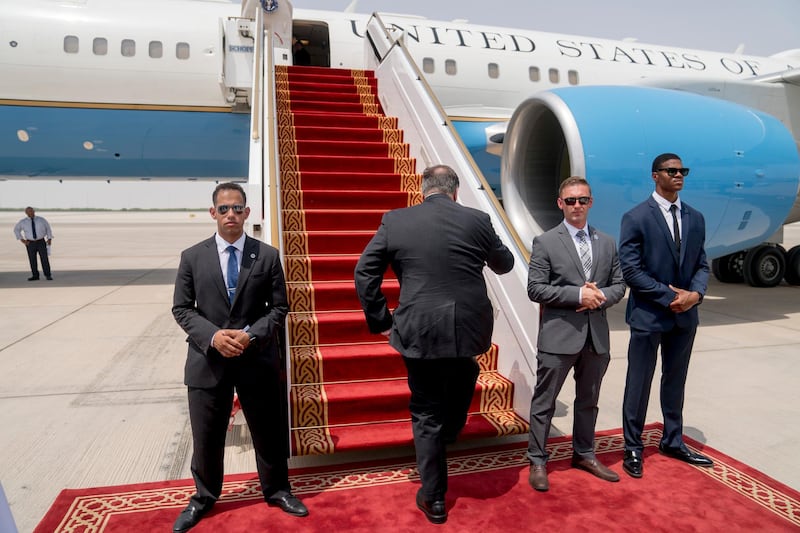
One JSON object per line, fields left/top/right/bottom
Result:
{"left": 292, "top": 20, "right": 330, "bottom": 67}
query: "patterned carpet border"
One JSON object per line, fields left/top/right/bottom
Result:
{"left": 41, "top": 424, "right": 800, "bottom": 531}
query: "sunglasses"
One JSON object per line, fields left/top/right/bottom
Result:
{"left": 562, "top": 196, "right": 591, "bottom": 206}
{"left": 216, "top": 204, "right": 245, "bottom": 214}
{"left": 657, "top": 167, "right": 690, "bottom": 177}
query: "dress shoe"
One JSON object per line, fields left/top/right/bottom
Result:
{"left": 658, "top": 444, "right": 714, "bottom": 467}
{"left": 173, "top": 503, "right": 207, "bottom": 533}
{"left": 571, "top": 455, "right": 620, "bottom": 482}
{"left": 27, "top": 276, "right": 39, "bottom": 281}
{"left": 416, "top": 489, "right": 447, "bottom": 524}
{"left": 46, "top": 275, "right": 53, "bottom": 280}
{"left": 622, "top": 450, "right": 643, "bottom": 478}
{"left": 266, "top": 490, "right": 309, "bottom": 517}
{"left": 528, "top": 464, "right": 549, "bottom": 492}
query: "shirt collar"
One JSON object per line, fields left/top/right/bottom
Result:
{"left": 562, "top": 220, "right": 590, "bottom": 240}
{"left": 652, "top": 191, "right": 682, "bottom": 212}
{"left": 215, "top": 233, "right": 246, "bottom": 253}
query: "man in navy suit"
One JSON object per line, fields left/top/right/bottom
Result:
{"left": 172, "top": 182, "right": 307, "bottom": 532}
{"left": 354, "top": 165, "right": 514, "bottom": 524}
{"left": 526, "top": 177, "right": 626, "bottom": 492}
{"left": 619, "top": 153, "right": 713, "bottom": 478}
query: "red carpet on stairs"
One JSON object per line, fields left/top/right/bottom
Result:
{"left": 275, "top": 65, "right": 528, "bottom": 455}
{"left": 34, "top": 425, "right": 800, "bottom": 532}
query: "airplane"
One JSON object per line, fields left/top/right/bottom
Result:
{"left": 1, "top": 0, "right": 799, "bottom": 287}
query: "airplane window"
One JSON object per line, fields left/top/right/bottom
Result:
{"left": 422, "top": 57, "right": 434, "bottom": 74}
{"left": 488, "top": 62, "right": 500, "bottom": 79}
{"left": 445, "top": 59, "right": 457, "bottom": 76}
{"left": 176, "top": 42, "right": 190, "bottom": 60}
{"left": 63, "top": 36, "right": 79, "bottom": 54}
{"left": 549, "top": 68, "right": 559, "bottom": 83}
{"left": 529, "top": 66, "right": 540, "bottom": 82}
{"left": 568, "top": 70, "right": 579, "bottom": 85}
{"left": 149, "top": 41, "right": 163, "bottom": 59}
{"left": 121, "top": 39, "right": 136, "bottom": 57}
{"left": 93, "top": 38, "right": 108, "bottom": 56}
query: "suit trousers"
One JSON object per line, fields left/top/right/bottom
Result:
{"left": 403, "top": 356, "right": 480, "bottom": 501}
{"left": 527, "top": 341, "right": 610, "bottom": 465}
{"left": 622, "top": 325, "right": 697, "bottom": 452}
{"left": 25, "top": 239, "right": 50, "bottom": 278}
{"left": 187, "top": 355, "right": 290, "bottom": 510}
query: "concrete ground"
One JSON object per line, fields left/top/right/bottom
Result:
{"left": 0, "top": 210, "right": 798, "bottom": 532}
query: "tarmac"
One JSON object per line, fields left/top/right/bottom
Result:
{"left": 0, "top": 210, "right": 798, "bottom": 532}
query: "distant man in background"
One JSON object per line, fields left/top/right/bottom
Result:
{"left": 526, "top": 177, "right": 625, "bottom": 492}
{"left": 292, "top": 36, "right": 311, "bottom": 66}
{"left": 354, "top": 165, "right": 514, "bottom": 524}
{"left": 171, "top": 182, "right": 307, "bottom": 533}
{"left": 13, "top": 207, "right": 53, "bottom": 281}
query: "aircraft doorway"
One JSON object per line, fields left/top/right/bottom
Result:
{"left": 292, "top": 20, "right": 330, "bottom": 67}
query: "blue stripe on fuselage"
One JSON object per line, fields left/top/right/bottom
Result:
{"left": 451, "top": 120, "right": 503, "bottom": 196}
{"left": 0, "top": 105, "right": 249, "bottom": 178}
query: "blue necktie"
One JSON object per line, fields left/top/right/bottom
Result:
{"left": 31, "top": 219, "right": 37, "bottom": 240}
{"left": 226, "top": 245, "right": 238, "bottom": 303}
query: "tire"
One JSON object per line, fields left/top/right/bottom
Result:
{"left": 711, "top": 252, "right": 745, "bottom": 283}
{"left": 784, "top": 245, "right": 800, "bottom": 285}
{"left": 742, "top": 245, "right": 786, "bottom": 287}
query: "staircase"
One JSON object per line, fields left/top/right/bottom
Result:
{"left": 275, "top": 65, "right": 528, "bottom": 456}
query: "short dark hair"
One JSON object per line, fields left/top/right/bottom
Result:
{"left": 652, "top": 153, "right": 682, "bottom": 172}
{"left": 558, "top": 176, "right": 591, "bottom": 196}
{"left": 212, "top": 182, "right": 246, "bottom": 205}
{"left": 421, "top": 165, "right": 459, "bottom": 196}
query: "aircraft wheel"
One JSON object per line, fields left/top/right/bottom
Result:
{"left": 784, "top": 245, "right": 800, "bottom": 285}
{"left": 742, "top": 244, "right": 786, "bottom": 287}
{"left": 711, "top": 252, "right": 745, "bottom": 283}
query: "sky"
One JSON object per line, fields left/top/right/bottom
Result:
{"left": 3, "top": 0, "right": 798, "bottom": 210}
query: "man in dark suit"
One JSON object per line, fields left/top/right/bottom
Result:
{"left": 172, "top": 182, "right": 307, "bottom": 532}
{"left": 619, "top": 153, "right": 713, "bottom": 478}
{"left": 354, "top": 165, "right": 514, "bottom": 524}
{"left": 526, "top": 177, "right": 626, "bottom": 491}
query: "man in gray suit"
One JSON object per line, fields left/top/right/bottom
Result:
{"left": 526, "top": 177, "right": 626, "bottom": 492}
{"left": 355, "top": 165, "right": 514, "bottom": 524}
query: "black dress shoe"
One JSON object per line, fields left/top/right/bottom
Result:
{"left": 267, "top": 490, "right": 309, "bottom": 517}
{"left": 658, "top": 444, "right": 714, "bottom": 467}
{"left": 416, "top": 489, "right": 447, "bottom": 524}
{"left": 27, "top": 276, "right": 39, "bottom": 281}
{"left": 622, "top": 450, "right": 643, "bottom": 478}
{"left": 46, "top": 275, "right": 53, "bottom": 280}
{"left": 173, "top": 503, "right": 207, "bottom": 533}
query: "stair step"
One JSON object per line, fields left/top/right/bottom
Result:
{"left": 292, "top": 126, "right": 403, "bottom": 143}
{"left": 287, "top": 279, "right": 399, "bottom": 312}
{"left": 282, "top": 171, "right": 419, "bottom": 192}
{"left": 289, "top": 342, "right": 405, "bottom": 383}
{"left": 294, "top": 140, "right": 408, "bottom": 158}
{"left": 284, "top": 254, "right": 397, "bottom": 282}
{"left": 288, "top": 190, "right": 412, "bottom": 210}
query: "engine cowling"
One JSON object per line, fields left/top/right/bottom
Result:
{"left": 500, "top": 85, "right": 800, "bottom": 260}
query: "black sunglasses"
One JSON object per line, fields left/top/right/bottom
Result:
{"left": 216, "top": 204, "right": 245, "bottom": 214}
{"left": 657, "top": 167, "right": 690, "bottom": 177}
{"left": 562, "top": 196, "right": 591, "bottom": 206}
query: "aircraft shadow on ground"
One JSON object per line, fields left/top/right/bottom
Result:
{"left": 606, "top": 279, "right": 800, "bottom": 330}
{"left": 0, "top": 268, "right": 178, "bottom": 288}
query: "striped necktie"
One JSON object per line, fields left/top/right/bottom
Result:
{"left": 577, "top": 229, "right": 591, "bottom": 280}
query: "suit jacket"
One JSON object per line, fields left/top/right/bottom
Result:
{"left": 172, "top": 235, "right": 289, "bottom": 388}
{"left": 354, "top": 194, "right": 514, "bottom": 359}
{"left": 619, "top": 196, "right": 709, "bottom": 332}
{"left": 528, "top": 223, "right": 625, "bottom": 355}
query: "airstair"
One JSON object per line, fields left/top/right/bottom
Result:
{"left": 227, "top": 0, "right": 539, "bottom": 456}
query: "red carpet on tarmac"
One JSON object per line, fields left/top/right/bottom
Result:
{"left": 35, "top": 424, "right": 800, "bottom": 532}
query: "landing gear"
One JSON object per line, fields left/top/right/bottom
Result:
{"left": 742, "top": 244, "right": 786, "bottom": 287}
{"left": 784, "top": 245, "right": 800, "bottom": 285}
{"left": 711, "top": 252, "right": 745, "bottom": 283}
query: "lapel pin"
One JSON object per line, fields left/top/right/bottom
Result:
{"left": 250, "top": 253, "right": 256, "bottom": 259}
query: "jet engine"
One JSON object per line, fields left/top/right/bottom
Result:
{"left": 501, "top": 85, "right": 800, "bottom": 286}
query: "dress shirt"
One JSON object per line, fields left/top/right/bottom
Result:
{"left": 563, "top": 220, "right": 594, "bottom": 304}
{"left": 14, "top": 216, "right": 53, "bottom": 241}
{"left": 215, "top": 233, "right": 246, "bottom": 289}
{"left": 651, "top": 192, "right": 682, "bottom": 243}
